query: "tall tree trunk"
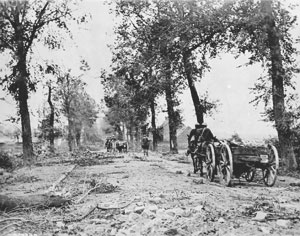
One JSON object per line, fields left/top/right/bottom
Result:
{"left": 17, "top": 56, "right": 34, "bottom": 164}
{"left": 48, "top": 85, "right": 55, "bottom": 152}
{"left": 19, "top": 80, "right": 34, "bottom": 164}
{"left": 128, "top": 124, "right": 133, "bottom": 151}
{"left": 262, "top": 0, "right": 297, "bottom": 170}
{"left": 75, "top": 128, "right": 81, "bottom": 147}
{"left": 150, "top": 99, "right": 158, "bottom": 151}
{"left": 135, "top": 125, "right": 140, "bottom": 151}
{"left": 15, "top": 15, "right": 34, "bottom": 164}
{"left": 165, "top": 81, "right": 178, "bottom": 154}
{"left": 67, "top": 116, "right": 73, "bottom": 152}
{"left": 182, "top": 51, "right": 204, "bottom": 125}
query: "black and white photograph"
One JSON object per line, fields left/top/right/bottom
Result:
{"left": 1, "top": 0, "right": 300, "bottom": 235}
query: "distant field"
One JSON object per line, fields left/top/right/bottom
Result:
{"left": 0, "top": 140, "right": 188, "bottom": 155}
{"left": 0, "top": 143, "right": 22, "bottom": 154}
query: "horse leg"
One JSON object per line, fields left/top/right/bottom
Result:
{"left": 192, "top": 155, "right": 197, "bottom": 174}
{"left": 199, "top": 159, "right": 204, "bottom": 177}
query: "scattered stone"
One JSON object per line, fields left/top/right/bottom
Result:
{"left": 134, "top": 206, "right": 145, "bottom": 214}
{"left": 166, "top": 207, "right": 185, "bottom": 216}
{"left": 252, "top": 211, "right": 267, "bottom": 221}
{"left": 128, "top": 212, "right": 142, "bottom": 222}
{"left": 134, "top": 196, "right": 142, "bottom": 201}
{"left": 276, "top": 219, "right": 290, "bottom": 228}
{"left": 259, "top": 226, "right": 271, "bottom": 234}
{"left": 175, "top": 170, "right": 183, "bottom": 174}
{"left": 110, "top": 228, "right": 117, "bottom": 235}
{"left": 124, "top": 208, "right": 133, "bottom": 215}
{"left": 182, "top": 209, "right": 192, "bottom": 217}
{"left": 149, "top": 197, "right": 162, "bottom": 204}
{"left": 141, "top": 208, "right": 156, "bottom": 219}
{"left": 118, "top": 214, "right": 128, "bottom": 222}
{"left": 56, "top": 221, "right": 65, "bottom": 228}
{"left": 148, "top": 204, "right": 159, "bottom": 213}
{"left": 164, "top": 228, "right": 179, "bottom": 235}
{"left": 165, "top": 209, "right": 175, "bottom": 217}
{"left": 278, "top": 197, "right": 288, "bottom": 203}
{"left": 157, "top": 209, "right": 173, "bottom": 220}
{"left": 194, "top": 205, "right": 204, "bottom": 212}
{"left": 136, "top": 201, "right": 144, "bottom": 206}
{"left": 122, "top": 175, "right": 129, "bottom": 179}
{"left": 218, "top": 217, "right": 226, "bottom": 223}
{"left": 193, "top": 179, "right": 204, "bottom": 184}
{"left": 187, "top": 172, "right": 191, "bottom": 177}
{"left": 290, "top": 182, "right": 300, "bottom": 187}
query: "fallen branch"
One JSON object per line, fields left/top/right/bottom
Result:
{"left": 48, "top": 165, "right": 77, "bottom": 192}
{"left": 65, "top": 200, "right": 135, "bottom": 223}
{"left": 75, "top": 183, "right": 102, "bottom": 204}
{"left": 0, "top": 194, "right": 71, "bottom": 212}
{"left": 266, "top": 213, "right": 300, "bottom": 221}
{"left": 96, "top": 200, "right": 134, "bottom": 211}
{"left": 0, "top": 222, "right": 22, "bottom": 234}
{"left": 0, "top": 217, "right": 26, "bottom": 224}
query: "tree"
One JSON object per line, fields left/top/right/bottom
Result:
{"left": 147, "top": 0, "right": 229, "bottom": 126}
{"left": 111, "top": 1, "right": 164, "bottom": 151}
{"left": 0, "top": 0, "right": 84, "bottom": 163}
{"left": 112, "top": 1, "right": 187, "bottom": 153}
{"left": 55, "top": 72, "right": 98, "bottom": 151}
{"left": 228, "top": 0, "right": 298, "bottom": 170}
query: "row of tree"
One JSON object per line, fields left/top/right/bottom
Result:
{"left": 0, "top": 1, "right": 98, "bottom": 163}
{"left": 102, "top": 0, "right": 299, "bottom": 170}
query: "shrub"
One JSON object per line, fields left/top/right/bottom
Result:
{"left": 0, "top": 151, "right": 14, "bottom": 170}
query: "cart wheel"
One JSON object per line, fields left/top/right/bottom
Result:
{"left": 245, "top": 169, "right": 256, "bottom": 182}
{"left": 263, "top": 145, "right": 279, "bottom": 187}
{"left": 205, "top": 144, "right": 216, "bottom": 182}
{"left": 218, "top": 143, "right": 233, "bottom": 187}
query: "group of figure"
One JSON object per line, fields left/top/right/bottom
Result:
{"left": 105, "top": 136, "right": 128, "bottom": 153}
{"left": 105, "top": 135, "right": 150, "bottom": 155}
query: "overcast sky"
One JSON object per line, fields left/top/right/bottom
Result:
{"left": 1, "top": 0, "right": 300, "bottom": 141}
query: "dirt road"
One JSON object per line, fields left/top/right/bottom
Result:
{"left": 1, "top": 150, "right": 300, "bottom": 235}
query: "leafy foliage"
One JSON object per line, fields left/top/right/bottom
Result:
{"left": 55, "top": 72, "right": 99, "bottom": 148}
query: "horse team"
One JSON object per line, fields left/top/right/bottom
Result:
{"left": 105, "top": 136, "right": 150, "bottom": 156}
{"left": 105, "top": 137, "right": 128, "bottom": 153}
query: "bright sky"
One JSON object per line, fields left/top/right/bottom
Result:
{"left": 0, "top": 0, "right": 300, "bottom": 142}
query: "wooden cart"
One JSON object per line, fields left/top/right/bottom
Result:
{"left": 214, "top": 141, "right": 279, "bottom": 187}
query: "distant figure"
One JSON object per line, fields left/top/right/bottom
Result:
{"left": 141, "top": 135, "right": 150, "bottom": 156}
{"left": 105, "top": 137, "right": 112, "bottom": 152}
{"left": 110, "top": 135, "right": 117, "bottom": 153}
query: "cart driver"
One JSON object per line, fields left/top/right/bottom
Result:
{"left": 187, "top": 123, "right": 218, "bottom": 154}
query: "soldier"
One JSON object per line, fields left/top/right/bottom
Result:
{"left": 141, "top": 135, "right": 150, "bottom": 156}
{"left": 187, "top": 123, "right": 218, "bottom": 175}
{"left": 187, "top": 123, "right": 218, "bottom": 154}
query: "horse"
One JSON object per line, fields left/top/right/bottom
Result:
{"left": 116, "top": 141, "right": 128, "bottom": 153}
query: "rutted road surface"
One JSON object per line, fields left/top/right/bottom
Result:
{"left": 1, "top": 150, "right": 300, "bottom": 235}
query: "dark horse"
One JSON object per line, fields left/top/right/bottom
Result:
{"left": 186, "top": 124, "right": 218, "bottom": 176}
